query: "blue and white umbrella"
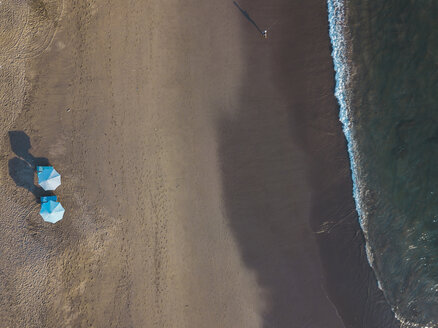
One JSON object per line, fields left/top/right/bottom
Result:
{"left": 37, "top": 166, "right": 61, "bottom": 191}
{"left": 40, "top": 200, "right": 65, "bottom": 223}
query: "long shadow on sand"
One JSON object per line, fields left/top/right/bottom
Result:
{"left": 218, "top": 1, "right": 400, "bottom": 327}
{"left": 8, "top": 131, "right": 52, "bottom": 202}
{"left": 233, "top": 1, "right": 265, "bottom": 37}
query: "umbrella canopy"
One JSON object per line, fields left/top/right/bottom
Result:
{"left": 37, "top": 166, "right": 61, "bottom": 191}
{"left": 40, "top": 200, "right": 65, "bottom": 223}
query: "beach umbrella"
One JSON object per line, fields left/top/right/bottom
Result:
{"left": 37, "top": 166, "right": 61, "bottom": 191}
{"left": 40, "top": 200, "right": 65, "bottom": 223}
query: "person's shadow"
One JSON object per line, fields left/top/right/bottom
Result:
{"left": 8, "top": 131, "right": 52, "bottom": 202}
{"left": 233, "top": 1, "right": 265, "bottom": 36}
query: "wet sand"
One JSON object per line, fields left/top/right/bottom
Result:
{"left": 0, "top": 0, "right": 399, "bottom": 327}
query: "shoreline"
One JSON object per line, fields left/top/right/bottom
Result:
{"left": 327, "top": 0, "right": 401, "bottom": 326}
{"left": 327, "top": 0, "right": 403, "bottom": 326}
{"left": 332, "top": 1, "right": 438, "bottom": 326}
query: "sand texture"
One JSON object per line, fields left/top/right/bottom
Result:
{"left": 0, "top": 0, "right": 399, "bottom": 327}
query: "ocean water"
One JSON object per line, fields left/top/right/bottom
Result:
{"left": 327, "top": 1, "right": 438, "bottom": 327}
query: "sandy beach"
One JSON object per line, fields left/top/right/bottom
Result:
{"left": 0, "top": 0, "right": 399, "bottom": 327}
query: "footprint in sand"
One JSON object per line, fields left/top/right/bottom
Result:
{"left": 0, "top": 0, "right": 64, "bottom": 59}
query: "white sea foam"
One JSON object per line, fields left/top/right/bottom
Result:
{"left": 326, "top": 1, "right": 437, "bottom": 327}
{"left": 326, "top": 0, "right": 366, "bottom": 228}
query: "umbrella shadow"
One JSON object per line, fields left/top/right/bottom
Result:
{"left": 8, "top": 131, "right": 53, "bottom": 202}
{"left": 233, "top": 1, "right": 265, "bottom": 36}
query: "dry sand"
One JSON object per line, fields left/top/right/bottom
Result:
{"left": 0, "top": 0, "right": 399, "bottom": 327}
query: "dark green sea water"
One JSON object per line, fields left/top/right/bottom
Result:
{"left": 328, "top": 1, "right": 438, "bottom": 327}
